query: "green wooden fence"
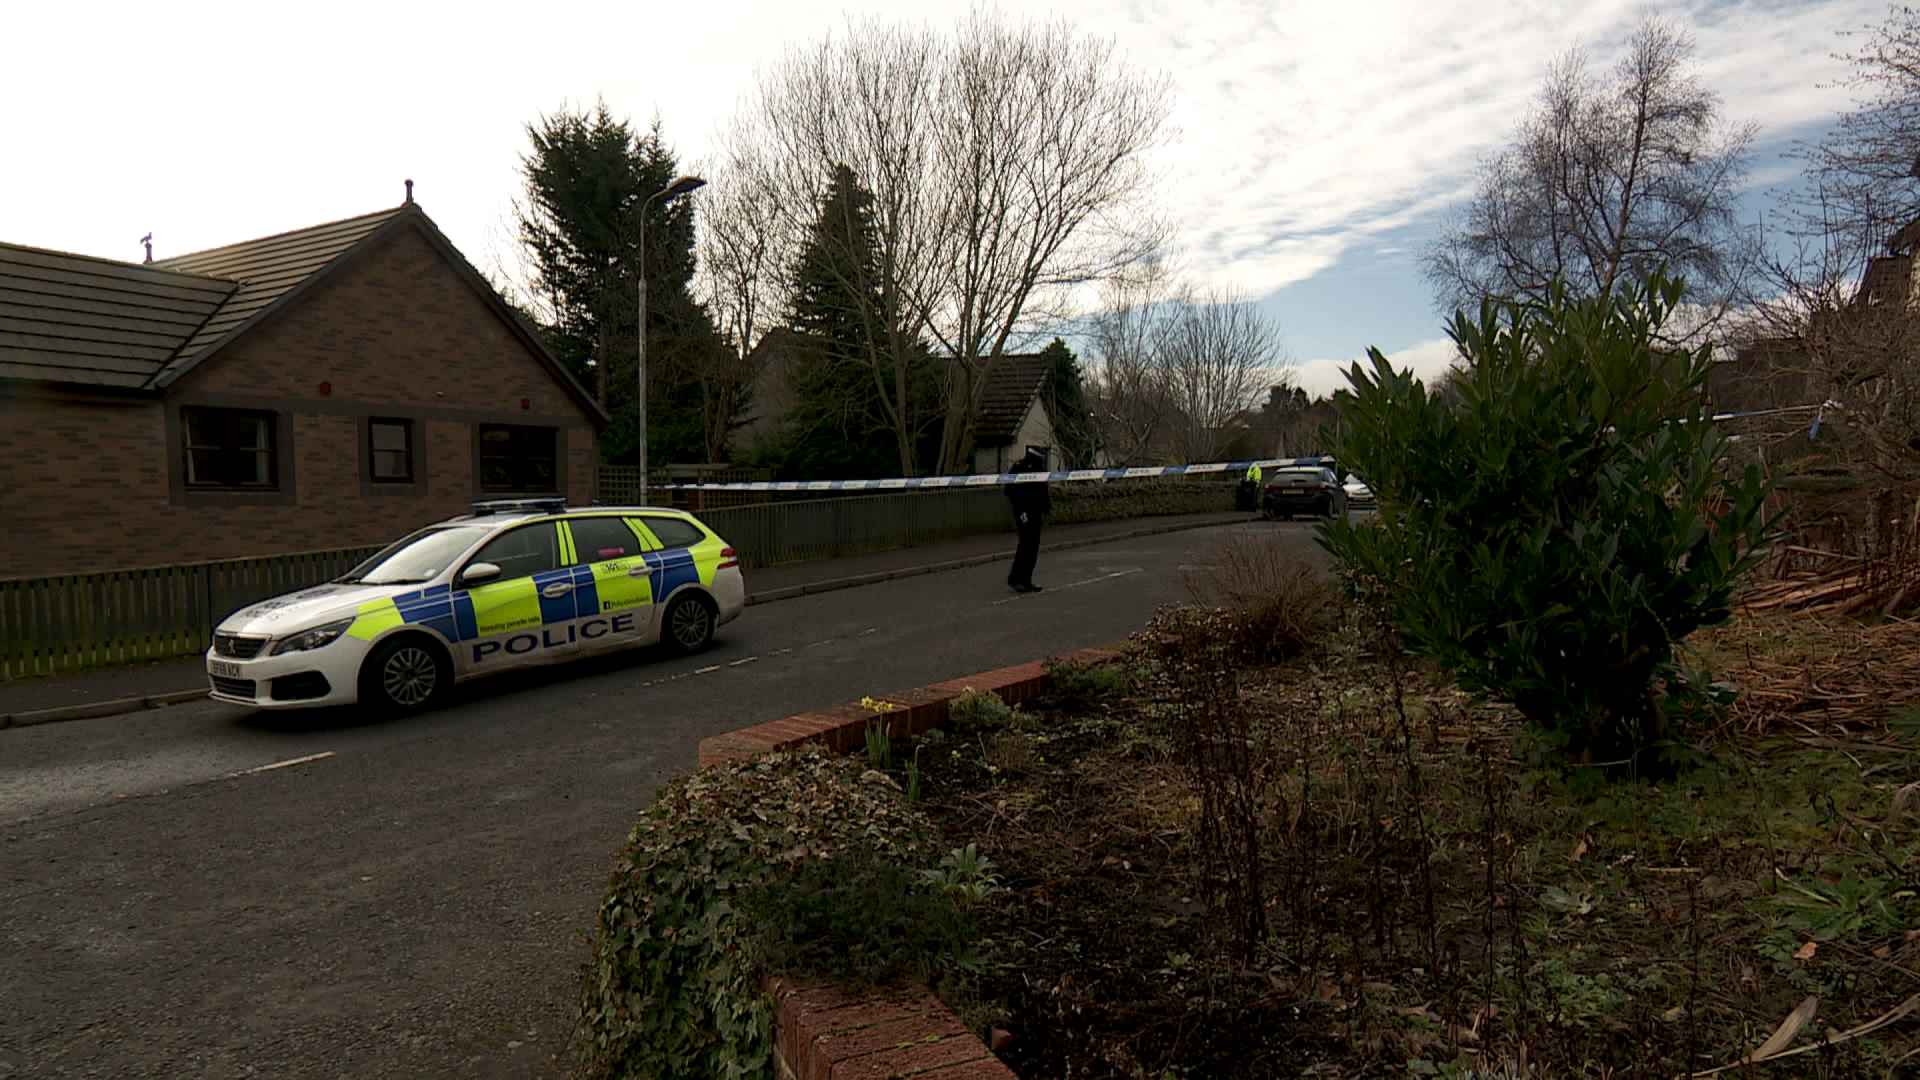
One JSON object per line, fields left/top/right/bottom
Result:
{"left": 0, "top": 546, "right": 381, "bottom": 680}
{"left": 697, "top": 488, "right": 1009, "bottom": 568}
{"left": 0, "top": 479, "right": 1229, "bottom": 681}
{"left": 0, "top": 490, "right": 1007, "bottom": 681}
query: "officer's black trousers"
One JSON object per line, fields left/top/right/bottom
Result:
{"left": 1008, "top": 514, "right": 1043, "bottom": 587}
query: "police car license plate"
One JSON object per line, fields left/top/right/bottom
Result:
{"left": 209, "top": 660, "right": 243, "bottom": 678}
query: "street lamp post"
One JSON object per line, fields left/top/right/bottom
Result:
{"left": 635, "top": 173, "right": 707, "bottom": 505}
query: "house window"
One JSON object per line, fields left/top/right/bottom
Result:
{"left": 368, "top": 419, "right": 414, "bottom": 483}
{"left": 478, "top": 424, "right": 558, "bottom": 493}
{"left": 182, "top": 407, "right": 279, "bottom": 489}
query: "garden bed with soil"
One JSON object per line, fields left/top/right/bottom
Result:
{"left": 897, "top": 611, "right": 1920, "bottom": 1078}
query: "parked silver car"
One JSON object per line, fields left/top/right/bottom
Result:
{"left": 1343, "top": 473, "right": 1375, "bottom": 511}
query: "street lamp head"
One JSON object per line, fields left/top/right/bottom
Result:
{"left": 663, "top": 174, "right": 707, "bottom": 197}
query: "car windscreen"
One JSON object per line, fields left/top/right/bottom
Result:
{"left": 1271, "top": 469, "right": 1323, "bottom": 481}
{"left": 339, "top": 525, "right": 492, "bottom": 585}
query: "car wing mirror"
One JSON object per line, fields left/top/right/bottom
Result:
{"left": 459, "top": 562, "right": 502, "bottom": 587}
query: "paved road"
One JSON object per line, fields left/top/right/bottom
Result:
{"left": 0, "top": 524, "right": 1321, "bottom": 1079}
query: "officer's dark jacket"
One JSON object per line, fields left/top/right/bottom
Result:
{"left": 1005, "top": 458, "right": 1051, "bottom": 517}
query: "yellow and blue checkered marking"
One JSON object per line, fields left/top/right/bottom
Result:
{"left": 343, "top": 534, "right": 722, "bottom": 665}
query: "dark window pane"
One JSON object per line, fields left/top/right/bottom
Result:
{"left": 187, "top": 448, "right": 222, "bottom": 486}
{"left": 237, "top": 416, "right": 270, "bottom": 450}
{"left": 477, "top": 424, "right": 559, "bottom": 493}
{"left": 638, "top": 516, "right": 704, "bottom": 550}
{"left": 568, "top": 517, "right": 642, "bottom": 563}
{"left": 181, "top": 407, "right": 279, "bottom": 489}
{"left": 369, "top": 419, "right": 413, "bottom": 482}
{"left": 468, "top": 524, "right": 560, "bottom": 582}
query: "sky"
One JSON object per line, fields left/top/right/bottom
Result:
{"left": 1, "top": 0, "right": 1893, "bottom": 400}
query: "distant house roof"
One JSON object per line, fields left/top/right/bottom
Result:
{"left": 1, "top": 204, "right": 605, "bottom": 421}
{"left": 1854, "top": 254, "right": 1913, "bottom": 308}
{"left": 973, "top": 353, "right": 1048, "bottom": 444}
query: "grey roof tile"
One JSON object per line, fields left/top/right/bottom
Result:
{"left": 0, "top": 242, "right": 232, "bottom": 387}
{"left": 973, "top": 353, "right": 1048, "bottom": 442}
{"left": 3, "top": 205, "right": 603, "bottom": 423}
{"left": 149, "top": 208, "right": 406, "bottom": 385}
{"left": 0, "top": 209, "right": 405, "bottom": 390}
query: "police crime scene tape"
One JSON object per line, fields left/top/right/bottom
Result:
{"left": 655, "top": 458, "right": 1331, "bottom": 492}
{"left": 654, "top": 400, "right": 1843, "bottom": 493}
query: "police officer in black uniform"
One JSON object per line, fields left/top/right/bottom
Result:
{"left": 1004, "top": 446, "right": 1051, "bottom": 593}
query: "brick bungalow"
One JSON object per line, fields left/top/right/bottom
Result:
{"left": 0, "top": 198, "right": 606, "bottom": 579}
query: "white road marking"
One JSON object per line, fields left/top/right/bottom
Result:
{"left": 694, "top": 665, "right": 722, "bottom": 675}
{"left": 228, "top": 752, "right": 335, "bottom": 778}
{"left": 727, "top": 657, "right": 759, "bottom": 667}
{"left": 992, "top": 567, "right": 1144, "bottom": 605}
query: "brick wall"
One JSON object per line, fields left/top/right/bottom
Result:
{"left": 701, "top": 650, "right": 1127, "bottom": 1080}
{"left": 0, "top": 224, "right": 599, "bottom": 579}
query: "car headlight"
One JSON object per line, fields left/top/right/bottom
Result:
{"left": 270, "top": 618, "right": 354, "bottom": 656}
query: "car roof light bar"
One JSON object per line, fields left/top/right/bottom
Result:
{"left": 468, "top": 497, "right": 569, "bottom": 516}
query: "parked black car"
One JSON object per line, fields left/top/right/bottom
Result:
{"left": 1260, "top": 465, "right": 1348, "bottom": 520}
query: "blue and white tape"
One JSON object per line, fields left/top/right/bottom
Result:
{"left": 658, "top": 399, "right": 1844, "bottom": 493}
{"left": 656, "top": 457, "right": 1330, "bottom": 492}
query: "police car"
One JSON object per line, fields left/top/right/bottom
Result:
{"left": 203, "top": 498, "right": 745, "bottom": 713}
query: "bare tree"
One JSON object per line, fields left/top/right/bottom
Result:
{"left": 1795, "top": 6, "right": 1920, "bottom": 270}
{"left": 1731, "top": 7, "right": 1920, "bottom": 500}
{"left": 1159, "top": 289, "right": 1285, "bottom": 462}
{"left": 714, "top": 21, "right": 952, "bottom": 475}
{"left": 713, "top": 9, "right": 1172, "bottom": 475}
{"left": 1268, "top": 396, "right": 1337, "bottom": 459}
{"left": 1085, "top": 265, "right": 1176, "bottom": 466}
{"left": 1085, "top": 267, "right": 1287, "bottom": 464}
{"left": 919, "top": 10, "right": 1173, "bottom": 472}
{"left": 693, "top": 158, "right": 783, "bottom": 458}
{"left": 1738, "top": 225, "right": 1920, "bottom": 475}
{"left": 1423, "top": 17, "right": 1757, "bottom": 338}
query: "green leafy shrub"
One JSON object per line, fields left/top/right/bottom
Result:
{"left": 1321, "top": 274, "right": 1776, "bottom": 769}
{"left": 1042, "top": 657, "right": 1136, "bottom": 703}
{"left": 736, "top": 842, "right": 996, "bottom": 989}
{"left": 948, "top": 687, "right": 1019, "bottom": 731}
{"left": 919, "top": 842, "right": 1003, "bottom": 914}
{"left": 574, "top": 745, "right": 935, "bottom": 1079}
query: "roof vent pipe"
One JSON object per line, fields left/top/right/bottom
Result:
{"left": 404, "top": 179, "right": 414, "bottom": 205}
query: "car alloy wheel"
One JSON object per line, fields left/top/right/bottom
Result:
{"left": 360, "top": 635, "right": 449, "bottom": 714}
{"left": 667, "top": 594, "right": 715, "bottom": 654}
{"left": 382, "top": 645, "right": 440, "bottom": 706}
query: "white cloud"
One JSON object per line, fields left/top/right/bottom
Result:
{"left": 1294, "top": 337, "right": 1461, "bottom": 399}
{"left": 1084, "top": 0, "right": 1888, "bottom": 296}
{"left": 0, "top": 0, "right": 1890, "bottom": 310}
